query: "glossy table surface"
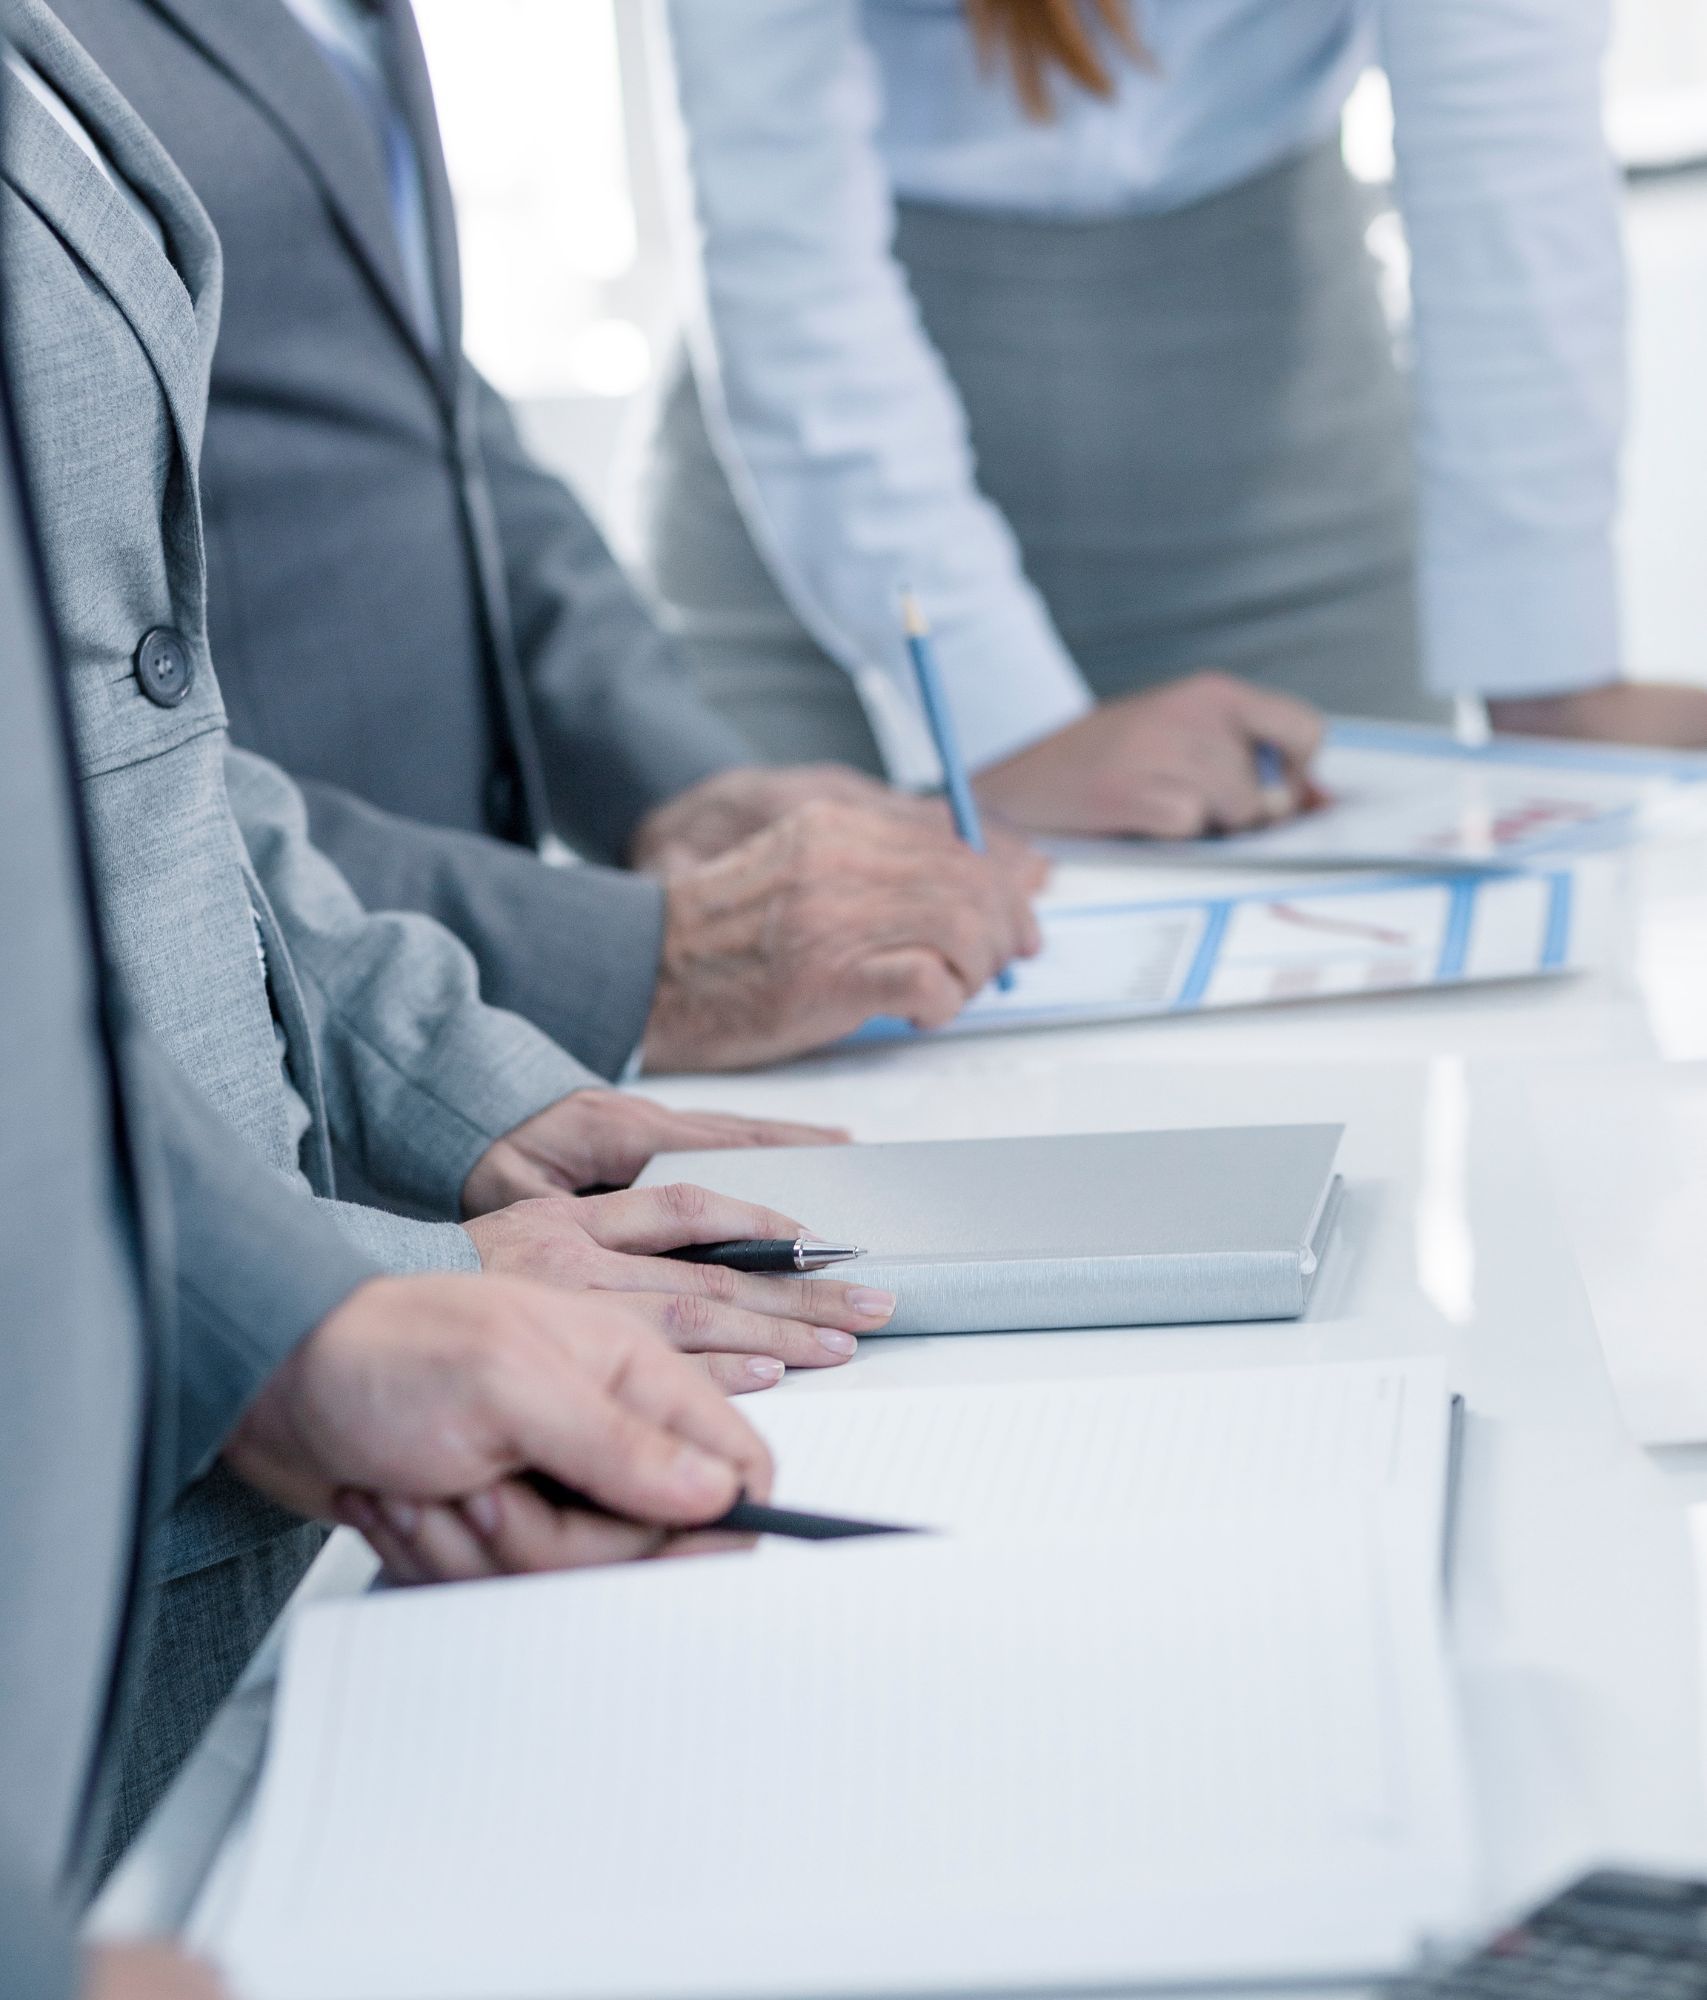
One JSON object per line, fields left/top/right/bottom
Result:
{"left": 94, "top": 830, "right": 1707, "bottom": 1995}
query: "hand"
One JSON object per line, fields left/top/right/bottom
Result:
{"left": 974, "top": 673, "right": 1325, "bottom": 838}
{"left": 1488, "top": 683, "right": 1707, "bottom": 747}
{"left": 463, "top": 1181, "right": 896, "bottom": 1394}
{"left": 642, "top": 800, "right": 1044, "bottom": 1071}
{"left": 85, "top": 1945, "right": 226, "bottom": 2000}
{"left": 630, "top": 764, "right": 1048, "bottom": 890}
{"left": 224, "top": 1273, "right": 774, "bottom": 1577}
{"left": 462, "top": 1087, "right": 845, "bottom": 1212}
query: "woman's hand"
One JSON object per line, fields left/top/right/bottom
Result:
{"left": 975, "top": 672, "right": 1324, "bottom": 838}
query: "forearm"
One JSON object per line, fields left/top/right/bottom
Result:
{"left": 1382, "top": 0, "right": 1624, "bottom": 698}
{"left": 227, "top": 749, "right": 595, "bottom": 1216}
{"left": 659, "top": 0, "right": 1091, "bottom": 780}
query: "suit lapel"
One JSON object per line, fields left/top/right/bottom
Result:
{"left": 141, "top": 0, "right": 445, "bottom": 388}
{"left": 0, "top": 0, "right": 219, "bottom": 489}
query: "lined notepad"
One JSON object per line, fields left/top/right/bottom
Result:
{"left": 206, "top": 1360, "right": 1470, "bottom": 2000}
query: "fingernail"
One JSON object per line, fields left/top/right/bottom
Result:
{"left": 463, "top": 1490, "right": 500, "bottom": 1538}
{"left": 745, "top": 1356, "right": 785, "bottom": 1388}
{"left": 671, "top": 1443, "right": 731, "bottom": 1506}
{"left": 846, "top": 1289, "right": 895, "bottom": 1322}
{"left": 379, "top": 1497, "right": 419, "bottom": 1538}
{"left": 816, "top": 1327, "right": 858, "bottom": 1357}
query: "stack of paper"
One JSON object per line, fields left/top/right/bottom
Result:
{"left": 203, "top": 1361, "right": 1473, "bottom": 2000}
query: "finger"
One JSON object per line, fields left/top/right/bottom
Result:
{"left": 1222, "top": 681, "right": 1326, "bottom": 767}
{"left": 650, "top": 1527, "right": 760, "bottom": 1562}
{"left": 468, "top": 1477, "right": 678, "bottom": 1572}
{"left": 505, "top": 1331, "right": 772, "bottom": 1522}
{"left": 1183, "top": 733, "right": 1271, "bottom": 833}
{"left": 597, "top": 1255, "right": 894, "bottom": 1334}
{"left": 336, "top": 1490, "right": 428, "bottom": 1584}
{"left": 1123, "top": 776, "right": 1213, "bottom": 840}
{"left": 631, "top": 1290, "right": 862, "bottom": 1369}
{"left": 703, "top": 1351, "right": 788, "bottom": 1395}
{"left": 663, "top": 1109, "right": 850, "bottom": 1149}
{"left": 572, "top": 1181, "right": 815, "bottom": 1255}
{"left": 854, "top": 948, "right": 971, "bottom": 1029}
{"left": 381, "top": 1498, "right": 504, "bottom": 1582}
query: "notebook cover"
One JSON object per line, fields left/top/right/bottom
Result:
{"left": 638, "top": 1124, "right": 1345, "bottom": 1333}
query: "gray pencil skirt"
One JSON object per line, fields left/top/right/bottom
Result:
{"left": 637, "top": 138, "right": 1437, "bottom": 775}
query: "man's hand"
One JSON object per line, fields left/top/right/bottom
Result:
{"left": 974, "top": 674, "right": 1325, "bottom": 838}
{"left": 462, "top": 1087, "right": 845, "bottom": 1212}
{"left": 629, "top": 763, "right": 1047, "bottom": 889}
{"left": 463, "top": 1182, "right": 896, "bottom": 1394}
{"left": 1488, "top": 683, "right": 1707, "bottom": 747}
{"left": 641, "top": 800, "right": 1044, "bottom": 1071}
{"left": 224, "top": 1273, "right": 775, "bottom": 1579}
{"left": 86, "top": 1945, "right": 225, "bottom": 2000}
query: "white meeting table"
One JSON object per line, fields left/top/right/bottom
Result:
{"left": 94, "top": 830, "right": 1707, "bottom": 1997}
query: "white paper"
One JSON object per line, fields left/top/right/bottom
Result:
{"left": 1122, "top": 722, "right": 1707, "bottom": 870}
{"left": 746, "top": 1357, "right": 1453, "bottom": 1557}
{"left": 855, "top": 863, "right": 1604, "bottom": 1042}
{"left": 209, "top": 1523, "right": 1468, "bottom": 2000}
{"left": 206, "top": 1362, "right": 1470, "bottom": 2000}
{"left": 1527, "top": 1063, "right": 1707, "bottom": 1445}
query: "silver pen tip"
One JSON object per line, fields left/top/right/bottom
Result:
{"left": 796, "top": 1242, "right": 865, "bottom": 1270}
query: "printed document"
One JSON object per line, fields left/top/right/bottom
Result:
{"left": 204, "top": 1361, "right": 1471, "bottom": 2000}
{"left": 1133, "top": 720, "right": 1707, "bottom": 869}
{"left": 858, "top": 862, "right": 1603, "bottom": 1041}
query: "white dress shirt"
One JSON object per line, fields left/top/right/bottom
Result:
{"left": 658, "top": 0, "right": 1626, "bottom": 775}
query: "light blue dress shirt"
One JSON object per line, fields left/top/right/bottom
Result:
{"left": 659, "top": 0, "right": 1625, "bottom": 776}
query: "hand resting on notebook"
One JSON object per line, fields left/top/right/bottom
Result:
{"left": 223, "top": 1273, "right": 774, "bottom": 1585}
{"left": 464, "top": 1181, "right": 895, "bottom": 1394}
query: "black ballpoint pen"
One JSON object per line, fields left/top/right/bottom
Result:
{"left": 521, "top": 1471, "right": 917, "bottom": 1542}
{"left": 664, "top": 1238, "right": 863, "bottom": 1274}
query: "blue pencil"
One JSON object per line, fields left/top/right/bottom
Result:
{"left": 900, "top": 588, "right": 1015, "bottom": 993}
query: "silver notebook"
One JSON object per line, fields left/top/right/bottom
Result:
{"left": 638, "top": 1124, "right": 1345, "bottom": 1334}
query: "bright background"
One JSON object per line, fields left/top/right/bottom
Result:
{"left": 413, "top": 0, "right": 1707, "bottom": 684}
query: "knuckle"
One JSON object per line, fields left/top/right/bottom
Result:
{"left": 695, "top": 1261, "right": 740, "bottom": 1306}
{"left": 665, "top": 1290, "right": 719, "bottom": 1343}
{"left": 657, "top": 1180, "right": 710, "bottom": 1228}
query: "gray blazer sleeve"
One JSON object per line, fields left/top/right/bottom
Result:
{"left": 0, "top": 1871, "right": 76, "bottom": 2000}
{"left": 135, "top": 1032, "right": 382, "bottom": 1496}
{"left": 299, "top": 776, "right": 663, "bottom": 1082}
{"left": 473, "top": 373, "right": 754, "bottom": 863}
{"left": 225, "top": 747, "right": 597, "bottom": 1219}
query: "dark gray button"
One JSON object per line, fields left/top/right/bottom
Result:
{"left": 133, "top": 626, "right": 194, "bottom": 707}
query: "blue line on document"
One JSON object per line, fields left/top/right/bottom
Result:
{"left": 1174, "top": 901, "right": 1233, "bottom": 1010}
{"left": 1540, "top": 873, "right": 1574, "bottom": 969}
{"left": 1434, "top": 880, "right": 1478, "bottom": 981}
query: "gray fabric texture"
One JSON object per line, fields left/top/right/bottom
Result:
{"left": 51, "top": 0, "right": 753, "bottom": 1079}
{"left": 643, "top": 139, "right": 1449, "bottom": 764}
{"left": 0, "top": 0, "right": 590, "bottom": 1847}
{"left": 0, "top": 257, "right": 145, "bottom": 1983}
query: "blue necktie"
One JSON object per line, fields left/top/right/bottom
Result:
{"left": 314, "top": 22, "right": 442, "bottom": 354}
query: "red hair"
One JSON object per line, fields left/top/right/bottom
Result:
{"left": 964, "top": 0, "right": 1149, "bottom": 119}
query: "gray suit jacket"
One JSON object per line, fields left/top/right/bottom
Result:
{"left": 0, "top": 207, "right": 380, "bottom": 1986}
{"left": 54, "top": 0, "right": 759, "bottom": 1081}
{"left": 0, "top": 0, "right": 595, "bottom": 1847}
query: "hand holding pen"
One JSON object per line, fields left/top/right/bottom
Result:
{"left": 465, "top": 1184, "right": 896, "bottom": 1397}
